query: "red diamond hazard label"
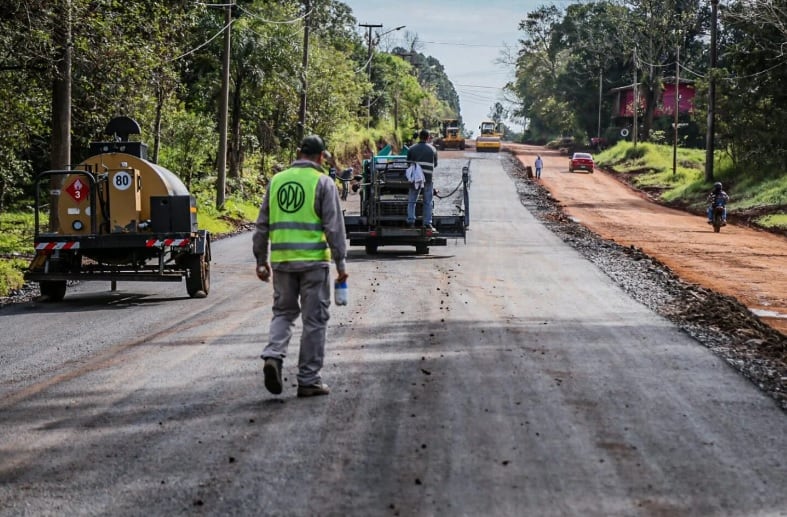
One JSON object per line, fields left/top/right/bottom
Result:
{"left": 65, "top": 178, "right": 89, "bottom": 203}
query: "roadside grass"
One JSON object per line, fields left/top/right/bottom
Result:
{"left": 0, "top": 258, "right": 26, "bottom": 296}
{"left": 756, "top": 213, "right": 787, "bottom": 229}
{"left": 596, "top": 142, "right": 787, "bottom": 229}
{"left": 0, "top": 212, "right": 36, "bottom": 296}
{"left": 596, "top": 142, "right": 706, "bottom": 189}
{"left": 195, "top": 194, "right": 260, "bottom": 235}
{"left": 0, "top": 211, "right": 36, "bottom": 256}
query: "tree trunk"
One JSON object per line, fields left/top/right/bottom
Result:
{"left": 215, "top": 4, "right": 231, "bottom": 210}
{"left": 49, "top": 0, "right": 72, "bottom": 232}
{"left": 228, "top": 73, "right": 243, "bottom": 182}
{"left": 152, "top": 85, "right": 163, "bottom": 164}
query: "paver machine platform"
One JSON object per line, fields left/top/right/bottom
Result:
{"left": 25, "top": 117, "right": 211, "bottom": 301}
{"left": 344, "top": 145, "right": 469, "bottom": 255}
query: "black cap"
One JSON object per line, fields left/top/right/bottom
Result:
{"left": 299, "top": 134, "right": 325, "bottom": 156}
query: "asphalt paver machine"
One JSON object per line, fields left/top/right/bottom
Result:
{"left": 344, "top": 145, "right": 469, "bottom": 255}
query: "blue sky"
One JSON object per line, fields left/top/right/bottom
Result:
{"left": 341, "top": 0, "right": 553, "bottom": 135}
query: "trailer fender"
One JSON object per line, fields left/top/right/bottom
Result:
{"left": 194, "top": 230, "right": 211, "bottom": 255}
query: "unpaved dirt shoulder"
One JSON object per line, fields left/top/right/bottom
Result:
{"left": 500, "top": 152, "right": 786, "bottom": 411}
{"left": 513, "top": 145, "right": 787, "bottom": 338}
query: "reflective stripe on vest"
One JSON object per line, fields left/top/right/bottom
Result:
{"left": 269, "top": 166, "right": 330, "bottom": 264}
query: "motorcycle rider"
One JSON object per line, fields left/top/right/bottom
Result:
{"left": 707, "top": 181, "right": 730, "bottom": 225}
{"left": 322, "top": 150, "right": 352, "bottom": 201}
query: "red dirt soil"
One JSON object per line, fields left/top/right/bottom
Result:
{"left": 508, "top": 144, "right": 787, "bottom": 337}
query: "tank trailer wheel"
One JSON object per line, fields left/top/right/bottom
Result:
{"left": 39, "top": 281, "right": 67, "bottom": 302}
{"left": 415, "top": 244, "right": 429, "bottom": 255}
{"left": 365, "top": 244, "right": 378, "bottom": 255}
{"left": 186, "top": 239, "right": 211, "bottom": 298}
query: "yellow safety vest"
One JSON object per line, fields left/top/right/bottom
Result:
{"left": 269, "top": 166, "right": 330, "bottom": 264}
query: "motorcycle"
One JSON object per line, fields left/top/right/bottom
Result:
{"left": 712, "top": 204, "right": 726, "bottom": 233}
{"left": 329, "top": 167, "right": 354, "bottom": 201}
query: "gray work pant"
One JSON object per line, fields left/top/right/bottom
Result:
{"left": 262, "top": 266, "right": 331, "bottom": 386}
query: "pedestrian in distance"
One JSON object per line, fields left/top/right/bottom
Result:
{"left": 534, "top": 155, "right": 543, "bottom": 179}
{"left": 406, "top": 129, "right": 438, "bottom": 229}
{"left": 253, "top": 134, "right": 349, "bottom": 398}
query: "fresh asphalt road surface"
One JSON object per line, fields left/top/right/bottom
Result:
{"left": 0, "top": 152, "right": 785, "bottom": 516}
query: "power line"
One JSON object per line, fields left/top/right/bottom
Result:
{"left": 635, "top": 56, "right": 675, "bottom": 70}
{"left": 236, "top": 4, "right": 313, "bottom": 24}
{"left": 165, "top": 2, "right": 309, "bottom": 64}
{"left": 421, "top": 40, "right": 509, "bottom": 49}
{"left": 723, "top": 59, "right": 787, "bottom": 81}
{"left": 454, "top": 83, "right": 505, "bottom": 89}
{"left": 166, "top": 17, "right": 236, "bottom": 63}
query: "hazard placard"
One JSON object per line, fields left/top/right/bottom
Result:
{"left": 65, "top": 178, "right": 89, "bottom": 203}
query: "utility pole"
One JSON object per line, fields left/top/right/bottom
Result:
{"left": 215, "top": 2, "right": 232, "bottom": 210}
{"left": 297, "top": 0, "right": 310, "bottom": 143}
{"left": 49, "top": 0, "right": 72, "bottom": 231}
{"left": 51, "top": 0, "right": 71, "bottom": 171}
{"left": 705, "top": 0, "right": 719, "bottom": 182}
{"left": 359, "top": 23, "right": 382, "bottom": 128}
{"left": 673, "top": 42, "right": 680, "bottom": 177}
{"left": 597, "top": 67, "right": 603, "bottom": 140}
{"left": 632, "top": 50, "right": 638, "bottom": 147}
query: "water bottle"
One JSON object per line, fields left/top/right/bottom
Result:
{"left": 334, "top": 280, "right": 348, "bottom": 306}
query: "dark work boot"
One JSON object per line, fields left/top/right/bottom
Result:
{"left": 263, "top": 358, "right": 283, "bottom": 395}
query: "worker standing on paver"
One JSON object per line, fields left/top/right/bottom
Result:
{"left": 253, "top": 134, "right": 348, "bottom": 398}
{"left": 406, "top": 129, "right": 438, "bottom": 229}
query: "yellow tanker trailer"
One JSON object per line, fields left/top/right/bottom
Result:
{"left": 26, "top": 117, "right": 211, "bottom": 301}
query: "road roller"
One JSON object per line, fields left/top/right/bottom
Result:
{"left": 25, "top": 117, "right": 211, "bottom": 301}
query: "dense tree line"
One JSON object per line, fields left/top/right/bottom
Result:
{"left": 0, "top": 0, "right": 456, "bottom": 211}
{"left": 510, "top": 0, "right": 787, "bottom": 176}
{"left": 7, "top": 0, "right": 785, "bottom": 212}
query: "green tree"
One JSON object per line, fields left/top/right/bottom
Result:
{"left": 709, "top": 0, "right": 787, "bottom": 170}
{"left": 0, "top": 0, "right": 61, "bottom": 202}
{"left": 619, "top": 0, "right": 702, "bottom": 141}
{"left": 489, "top": 102, "right": 506, "bottom": 125}
{"left": 158, "top": 106, "right": 218, "bottom": 191}
{"left": 555, "top": 2, "right": 631, "bottom": 140}
{"left": 512, "top": 5, "right": 573, "bottom": 140}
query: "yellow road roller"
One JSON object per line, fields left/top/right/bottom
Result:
{"left": 25, "top": 117, "right": 211, "bottom": 301}
{"left": 476, "top": 120, "right": 501, "bottom": 152}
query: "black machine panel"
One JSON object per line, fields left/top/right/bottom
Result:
{"left": 150, "top": 195, "right": 197, "bottom": 233}
{"left": 89, "top": 141, "right": 148, "bottom": 159}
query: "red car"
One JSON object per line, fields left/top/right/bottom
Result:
{"left": 569, "top": 152, "right": 594, "bottom": 173}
